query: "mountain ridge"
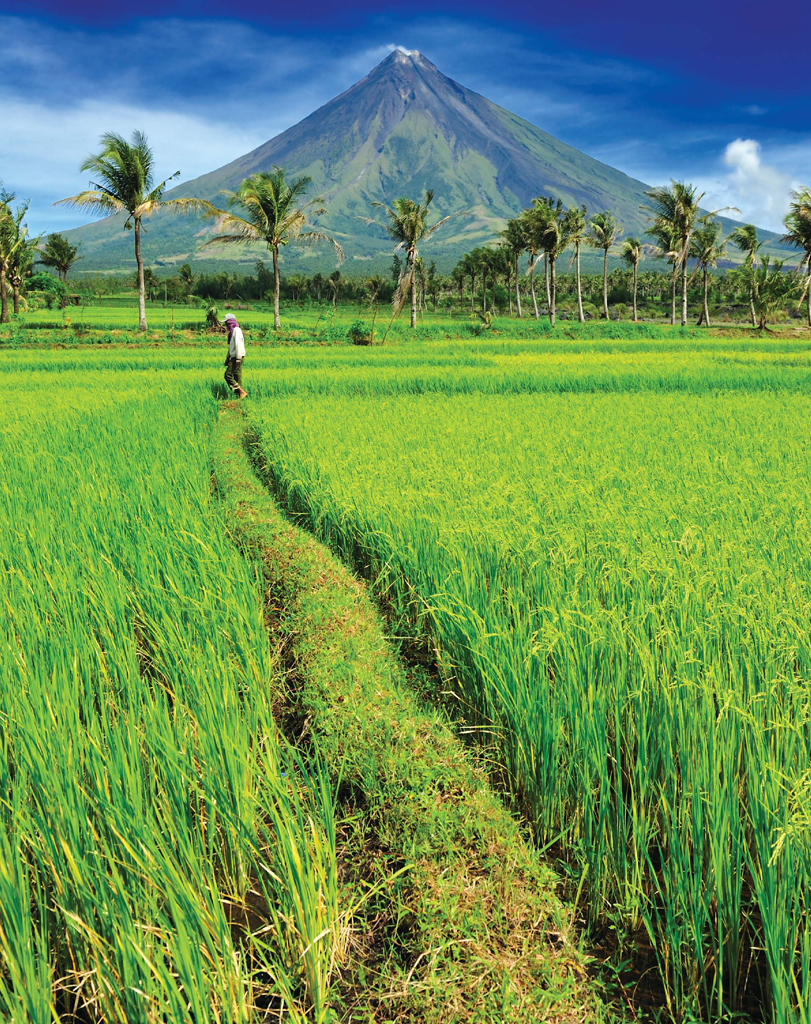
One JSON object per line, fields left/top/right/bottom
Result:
{"left": 65, "top": 50, "right": 780, "bottom": 273}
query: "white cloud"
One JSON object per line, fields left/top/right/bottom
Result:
{"left": 720, "top": 138, "right": 793, "bottom": 227}
{"left": 0, "top": 96, "right": 267, "bottom": 234}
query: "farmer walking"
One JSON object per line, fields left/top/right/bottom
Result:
{"left": 223, "top": 313, "right": 247, "bottom": 399}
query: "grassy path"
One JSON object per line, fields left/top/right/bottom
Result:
{"left": 212, "top": 402, "right": 608, "bottom": 1024}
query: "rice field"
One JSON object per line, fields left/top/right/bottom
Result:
{"left": 242, "top": 340, "right": 811, "bottom": 1022}
{"left": 4, "top": 332, "right": 811, "bottom": 1023}
{"left": 0, "top": 369, "right": 339, "bottom": 1022}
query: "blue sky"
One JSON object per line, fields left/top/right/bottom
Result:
{"left": 1, "top": 0, "right": 809, "bottom": 236}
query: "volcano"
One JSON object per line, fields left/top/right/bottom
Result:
{"left": 65, "top": 49, "right": 752, "bottom": 272}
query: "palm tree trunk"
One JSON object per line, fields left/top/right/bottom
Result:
{"left": 602, "top": 248, "right": 609, "bottom": 319}
{"left": 681, "top": 238, "right": 689, "bottom": 326}
{"left": 549, "top": 254, "right": 556, "bottom": 327}
{"left": 702, "top": 267, "right": 710, "bottom": 327}
{"left": 576, "top": 241, "right": 585, "bottom": 322}
{"left": 470, "top": 274, "right": 475, "bottom": 312}
{"left": 632, "top": 262, "right": 638, "bottom": 322}
{"left": 529, "top": 260, "right": 539, "bottom": 318}
{"left": 515, "top": 254, "right": 522, "bottom": 318}
{"left": 134, "top": 217, "right": 147, "bottom": 332}
{"left": 482, "top": 269, "right": 487, "bottom": 314}
{"left": 807, "top": 268, "right": 811, "bottom": 328}
{"left": 410, "top": 253, "right": 417, "bottom": 329}
{"left": 749, "top": 287, "right": 757, "bottom": 327}
{"left": 544, "top": 254, "right": 551, "bottom": 312}
{"left": 12, "top": 279, "right": 20, "bottom": 316}
{"left": 0, "top": 265, "right": 7, "bottom": 324}
{"left": 272, "top": 246, "right": 281, "bottom": 329}
{"left": 670, "top": 264, "right": 678, "bottom": 325}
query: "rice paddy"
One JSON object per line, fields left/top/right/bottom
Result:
{"left": 242, "top": 337, "right": 811, "bottom": 1022}
{"left": 3, "top": 330, "right": 811, "bottom": 1022}
{"left": 0, "top": 371, "right": 339, "bottom": 1022}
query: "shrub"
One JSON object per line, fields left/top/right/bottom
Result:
{"left": 347, "top": 320, "right": 372, "bottom": 345}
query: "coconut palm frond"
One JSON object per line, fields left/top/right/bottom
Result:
{"left": 422, "top": 211, "right": 466, "bottom": 238}
{"left": 391, "top": 265, "right": 413, "bottom": 317}
{"left": 156, "top": 197, "right": 223, "bottom": 219}
{"left": 293, "top": 231, "right": 344, "bottom": 262}
{"left": 204, "top": 214, "right": 264, "bottom": 247}
{"left": 54, "top": 189, "right": 126, "bottom": 217}
{"left": 143, "top": 171, "right": 182, "bottom": 207}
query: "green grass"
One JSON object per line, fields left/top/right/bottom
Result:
{"left": 0, "top": 372, "right": 342, "bottom": 1022}
{"left": 5, "top": 331, "right": 811, "bottom": 1022}
{"left": 9, "top": 299, "right": 806, "bottom": 338}
{"left": 0, "top": 344, "right": 610, "bottom": 1023}
{"left": 212, "top": 403, "right": 605, "bottom": 1023}
{"left": 238, "top": 342, "right": 811, "bottom": 1022}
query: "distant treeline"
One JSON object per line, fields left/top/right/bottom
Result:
{"left": 3, "top": 137, "right": 809, "bottom": 330}
{"left": 25, "top": 254, "right": 805, "bottom": 326}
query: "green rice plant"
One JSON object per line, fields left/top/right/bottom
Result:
{"left": 6, "top": 331, "right": 811, "bottom": 1022}
{"left": 244, "top": 383, "right": 811, "bottom": 1022}
{"left": 0, "top": 372, "right": 341, "bottom": 1021}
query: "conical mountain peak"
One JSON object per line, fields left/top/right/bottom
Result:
{"left": 66, "top": 51, "right": 690, "bottom": 270}
{"left": 364, "top": 48, "right": 445, "bottom": 97}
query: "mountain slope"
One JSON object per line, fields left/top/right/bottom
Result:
{"left": 65, "top": 50, "right": 776, "bottom": 273}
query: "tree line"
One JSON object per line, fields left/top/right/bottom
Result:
{"left": 453, "top": 186, "right": 811, "bottom": 330}
{"left": 2, "top": 130, "right": 810, "bottom": 330}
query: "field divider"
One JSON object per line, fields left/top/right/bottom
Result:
{"left": 211, "top": 402, "right": 607, "bottom": 1023}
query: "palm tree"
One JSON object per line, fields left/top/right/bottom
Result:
{"left": 587, "top": 212, "right": 622, "bottom": 319}
{"left": 751, "top": 256, "right": 795, "bottom": 331}
{"left": 646, "top": 221, "right": 681, "bottom": 324}
{"left": 208, "top": 169, "right": 341, "bottom": 330}
{"left": 328, "top": 270, "right": 341, "bottom": 313}
{"left": 287, "top": 274, "right": 309, "bottom": 304}
{"left": 364, "top": 274, "right": 387, "bottom": 307}
{"left": 495, "top": 243, "right": 515, "bottom": 315}
{"left": 564, "top": 204, "right": 588, "bottom": 322}
{"left": 450, "top": 265, "right": 465, "bottom": 311}
{"left": 781, "top": 190, "right": 811, "bottom": 328}
{"left": 143, "top": 266, "right": 159, "bottom": 302}
{"left": 729, "top": 224, "right": 765, "bottom": 328}
{"left": 0, "top": 187, "right": 31, "bottom": 324}
{"left": 688, "top": 222, "right": 727, "bottom": 327}
{"left": 457, "top": 252, "right": 477, "bottom": 312}
{"left": 478, "top": 247, "right": 501, "bottom": 314}
{"left": 57, "top": 131, "right": 215, "bottom": 331}
{"left": 38, "top": 233, "right": 82, "bottom": 284}
{"left": 368, "top": 191, "right": 454, "bottom": 328}
{"left": 532, "top": 197, "right": 569, "bottom": 326}
{"left": 178, "top": 263, "right": 195, "bottom": 299}
{"left": 643, "top": 181, "right": 730, "bottom": 327}
{"left": 500, "top": 217, "right": 525, "bottom": 317}
{"left": 9, "top": 235, "right": 39, "bottom": 315}
{"left": 620, "top": 237, "right": 643, "bottom": 322}
{"left": 519, "top": 204, "right": 549, "bottom": 319}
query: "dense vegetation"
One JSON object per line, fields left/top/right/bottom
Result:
{"left": 5, "top": 333, "right": 811, "bottom": 1020}
{"left": 3, "top": 134, "right": 810, "bottom": 330}
{"left": 237, "top": 334, "right": 811, "bottom": 1023}
{"left": 0, "top": 371, "right": 341, "bottom": 1022}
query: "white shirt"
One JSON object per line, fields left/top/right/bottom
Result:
{"left": 227, "top": 324, "right": 245, "bottom": 360}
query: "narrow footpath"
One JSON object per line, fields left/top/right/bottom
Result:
{"left": 212, "top": 403, "right": 607, "bottom": 1024}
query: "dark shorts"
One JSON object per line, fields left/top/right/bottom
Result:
{"left": 224, "top": 356, "right": 243, "bottom": 393}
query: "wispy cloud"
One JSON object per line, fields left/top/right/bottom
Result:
{"left": 1, "top": 11, "right": 808, "bottom": 236}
